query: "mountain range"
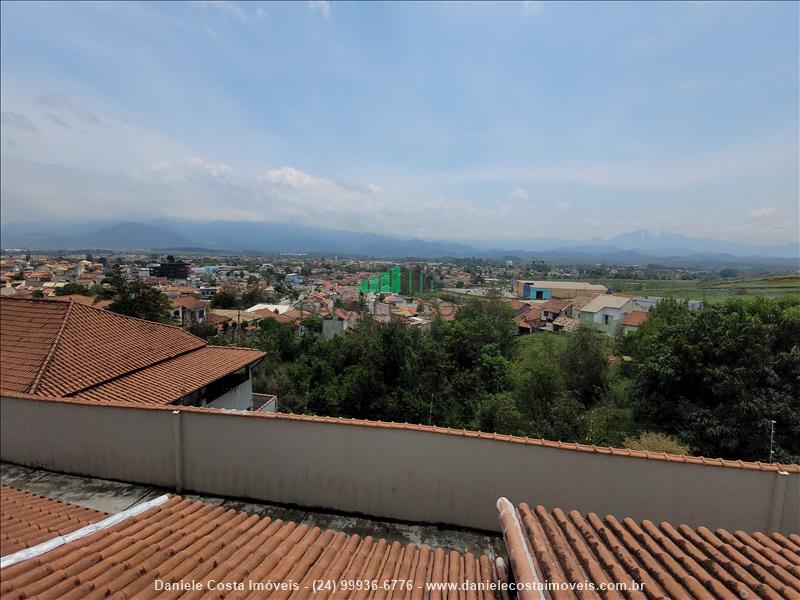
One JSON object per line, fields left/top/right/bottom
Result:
{"left": 1, "top": 220, "right": 797, "bottom": 265}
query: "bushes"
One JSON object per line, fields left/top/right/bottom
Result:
{"left": 623, "top": 432, "right": 690, "bottom": 455}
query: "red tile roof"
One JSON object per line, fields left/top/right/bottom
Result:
{"left": 73, "top": 346, "right": 265, "bottom": 405}
{"left": 540, "top": 299, "right": 573, "bottom": 313}
{"left": 498, "top": 498, "right": 800, "bottom": 600}
{"left": 0, "top": 485, "right": 107, "bottom": 556}
{"left": 0, "top": 493, "right": 501, "bottom": 599}
{"left": 0, "top": 298, "right": 265, "bottom": 406}
{"left": 253, "top": 309, "right": 294, "bottom": 324}
{"left": 622, "top": 310, "right": 648, "bottom": 327}
{"left": 46, "top": 294, "right": 97, "bottom": 306}
{"left": 170, "top": 295, "right": 205, "bottom": 311}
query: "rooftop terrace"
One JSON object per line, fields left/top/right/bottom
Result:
{"left": 0, "top": 463, "right": 503, "bottom": 560}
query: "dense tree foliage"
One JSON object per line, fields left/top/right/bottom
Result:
{"left": 210, "top": 289, "right": 240, "bottom": 309}
{"left": 252, "top": 297, "right": 606, "bottom": 441}
{"left": 247, "top": 294, "right": 799, "bottom": 463}
{"left": 187, "top": 321, "right": 218, "bottom": 339}
{"left": 625, "top": 297, "right": 800, "bottom": 463}
{"left": 55, "top": 283, "right": 90, "bottom": 296}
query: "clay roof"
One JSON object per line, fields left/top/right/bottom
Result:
{"left": 622, "top": 310, "right": 648, "bottom": 327}
{"left": 206, "top": 312, "right": 230, "bottom": 326}
{"left": 0, "top": 298, "right": 265, "bottom": 405}
{"left": 253, "top": 309, "right": 294, "bottom": 324}
{"left": 210, "top": 309, "right": 260, "bottom": 324}
{"left": 0, "top": 493, "right": 501, "bottom": 600}
{"left": 73, "top": 346, "right": 265, "bottom": 406}
{"left": 1, "top": 485, "right": 107, "bottom": 556}
{"left": 282, "top": 308, "right": 306, "bottom": 321}
{"left": 170, "top": 295, "right": 204, "bottom": 311}
{"left": 0, "top": 297, "right": 204, "bottom": 397}
{"left": 553, "top": 315, "right": 581, "bottom": 332}
{"left": 540, "top": 299, "right": 573, "bottom": 313}
{"left": 46, "top": 294, "right": 96, "bottom": 306}
{"left": 498, "top": 498, "right": 800, "bottom": 600}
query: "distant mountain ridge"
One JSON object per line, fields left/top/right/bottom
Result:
{"left": 1, "top": 220, "right": 797, "bottom": 264}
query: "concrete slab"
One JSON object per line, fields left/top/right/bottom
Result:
{"left": 6, "top": 468, "right": 161, "bottom": 514}
{"left": 1, "top": 463, "right": 502, "bottom": 558}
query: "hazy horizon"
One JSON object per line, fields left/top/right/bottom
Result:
{"left": 2, "top": 1, "right": 798, "bottom": 245}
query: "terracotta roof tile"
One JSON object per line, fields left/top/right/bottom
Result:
{"left": 170, "top": 296, "right": 205, "bottom": 311}
{"left": 0, "top": 485, "right": 107, "bottom": 556}
{"left": 0, "top": 493, "right": 500, "bottom": 599}
{"left": 497, "top": 498, "right": 800, "bottom": 600}
{"left": 1, "top": 298, "right": 265, "bottom": 406}
{"left": 73, "top": 346, "right": 266, "bottom": 405}
{"left": 540, "top": 299, "right": 573, "bottom": 313}
{"left": 622, "top": 310, "right": 648, "bottom": 327}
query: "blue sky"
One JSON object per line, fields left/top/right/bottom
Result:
{"left": 1, "top": 1, "right": 798, "bottom": 245}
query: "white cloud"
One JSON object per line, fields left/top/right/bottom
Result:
{"left": 557, "top": 201, "right": 570, "bottom": 210}
{"left": 308, "top": 0, "right": 331, "bottom": 18}
{"left": 186, "top": 156, "right": 233, "bottom": 179}
{"left": 509, "top": 188, "right": 529, "bottom": 200}
{"left": 749, "top": 207, "right": 776, "bottom": 219}
{"left": 521, "top": 1, "right": 543, "bottom": 16}
{"left": 259, "top": 166, "right": 322, "bottom": 188}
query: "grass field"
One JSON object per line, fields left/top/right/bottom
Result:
{"left": 598, "top": 274, "right": 800, "bottom": 303}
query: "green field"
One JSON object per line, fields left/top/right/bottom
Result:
{"left": 597, "top": 275, "right": 800, "bottom": 303}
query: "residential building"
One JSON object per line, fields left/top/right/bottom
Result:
{"left": 321, "top": 308, "right": 358, "bottom": 338}
{"left": 621, "top": 309, "right": 648, "bottom": 334}
{"left": 539, "top": 298, "right": 574, "bottom": 331}
{"left": 169, "top": 295, "right": 206, "bottom": 325}
{"left": 579, "top": 294, "right": 640, "bottom": 336}
{"left": 0, "top": 297, "right": 265, "bottom": 411}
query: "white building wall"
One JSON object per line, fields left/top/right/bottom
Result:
{"left": 206, "top": 378, "right": 253, "bottom": 411}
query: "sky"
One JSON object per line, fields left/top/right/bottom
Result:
{"left": 1, "top": 0, "right": 798, "bottom": 245}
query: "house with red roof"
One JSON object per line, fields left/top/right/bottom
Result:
{"left": 0, "top": 297, "right": 265, "bottom": 411}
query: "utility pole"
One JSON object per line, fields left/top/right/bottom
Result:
{"left": 768, "top": 419, "right": 776, "bottom": 463}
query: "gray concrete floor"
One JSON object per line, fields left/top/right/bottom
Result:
{"left": 1, "top": 462, "right": 504, "bottom": 559}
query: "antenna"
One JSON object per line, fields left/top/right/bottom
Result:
{"left": 768, "top": 419, "right": 776, "bottom": 463}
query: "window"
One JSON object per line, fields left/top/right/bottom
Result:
{"left": 603, "top": 314, "right": 612, "bottom": 325}
{"left": 535, "top": 290, "right": 544, "bottom": 299}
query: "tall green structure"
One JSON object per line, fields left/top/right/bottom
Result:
{"left": 359, "top": 266, "right": 435, "bottom": 295}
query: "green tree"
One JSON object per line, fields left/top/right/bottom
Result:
{"left": 108, "top": 281, "right": 172, "bottom": 323}
{"left": 301, "top": 315, "right": 322, "bottom": 334}
{"left": 187, "top": 321, "right": 218, "bottom": 340}
{"left": 629, "top": 296, "right": 800, "bottom": 462}
{"left": 55, "top": 283, "right": 90, "bottom": 296}
{"left": 559, "top": 326, "right": 609, "bottom": 406}
{"left": 210, "top": 289, "right": 240, "bottom": 309}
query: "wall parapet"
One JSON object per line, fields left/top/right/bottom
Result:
{"left": 1, "top": 394, "right": 797, "bottom": 534}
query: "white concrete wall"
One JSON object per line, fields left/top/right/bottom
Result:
{"left": 206, "top": 378, "right": 253, "bottom": 411}
{"left": 1, "top": 395, "right": 797, "bottom": 535}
